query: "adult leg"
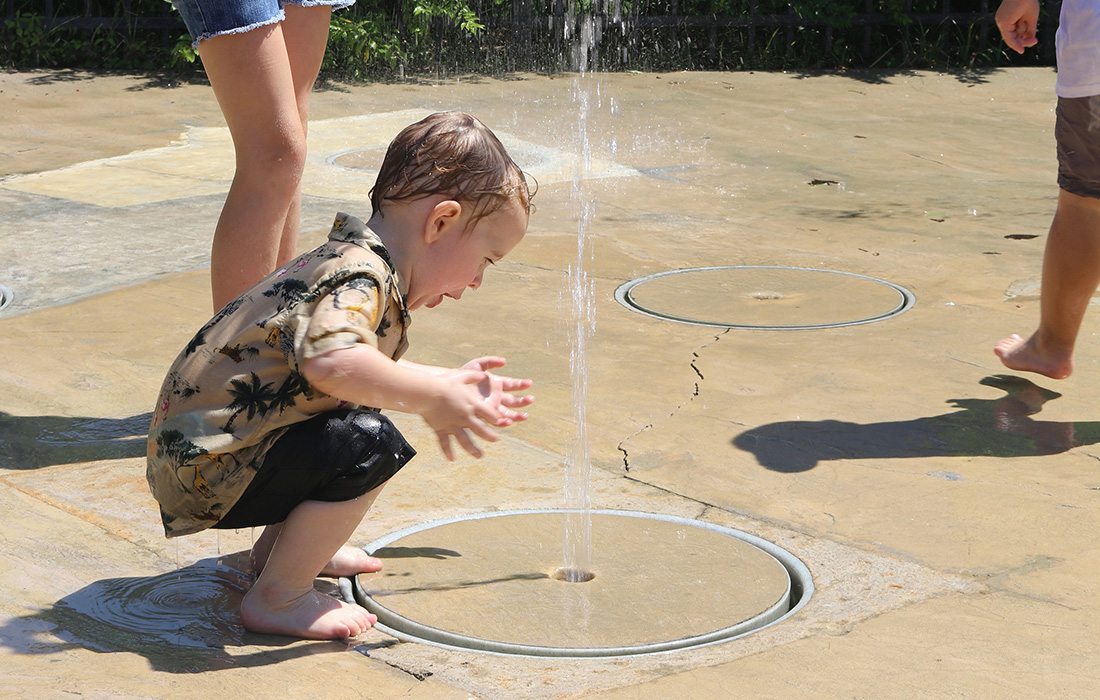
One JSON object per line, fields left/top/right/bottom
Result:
{"left": 995, "top": 189, "right": 1100, "bottom": 378}
{"left": 240, "top": 486, "right": 384, "bottom": 639}
{"left": 198, "top": 24, "right": 310, "bottom": 310}
{"left": 273, "top": 5, "right": 334, "bottom": 267}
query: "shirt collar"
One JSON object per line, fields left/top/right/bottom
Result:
{"left": 329, "top": 213, "right": 410, "bottom": 325}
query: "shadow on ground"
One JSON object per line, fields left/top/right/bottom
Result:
{"left": 0, "top": 556, "right": 362, "bottom": 672}
{"left": 733, "top": 375, "right": 1100, "bottom": 473}
{"left": 0, "top": 411, "right": 151, "bottom": 469}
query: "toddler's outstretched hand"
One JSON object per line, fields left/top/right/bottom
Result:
{"left": 421, "top": 358, "right": 534, "bottom": 461}
{"left": 462, "top": 356, "right": 535, "bottom": 428}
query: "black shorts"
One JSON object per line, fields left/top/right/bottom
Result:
{"left": 213, "top": 409, "right": 416, "bottom": 529}
{"left": 1057, "top": 95, "right": 1100, "bottom": 199}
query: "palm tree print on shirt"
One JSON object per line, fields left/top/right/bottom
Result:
{"left": 221, "top": 372, "right": 277, "bottom": 434}
{"left": 269, "top": 370, "right": 307, "bottom": 414}
{"left": 217, "top": 343, "right": 260, "bottom": 363}
{"left": 185, "top": 296, "right": 250, "bottom": 357}
{"left": 156, "top": 428, "right": 209, "bottom": 465}
{"left": 264, "top": 277, "right": 310, "bottom": 306}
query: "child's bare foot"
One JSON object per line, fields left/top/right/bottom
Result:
{"left": 994, "top": 333, "right": 1073, "bottom": 379}
{"left": 240, "top": 585, "right": 377, "bottom": 640}
{"left": 321, "top": 545, "right": 384, "bottom": 578}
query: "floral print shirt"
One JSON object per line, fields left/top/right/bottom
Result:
{"left": 146, "top": 213, "right": 410, "bottom": 537}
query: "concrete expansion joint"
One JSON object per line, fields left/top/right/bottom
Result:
{"left": 508, "top": 260, "right": 557, "bottom": 273}
{"left": 0, "top": 474, "right": 168, "bottom": 563}
{"left": 623, "top": 473, "right": 853, "bottom": 544}
{"left": 381, "top": 659, "right": 433, "bottom": 681}
{"left": 354, "top": 646, "right": 433, "bottom": 682}
{"left": 998, "top": 588, "right": 1078, "bottom": 612}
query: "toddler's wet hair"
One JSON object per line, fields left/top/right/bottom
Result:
{"left": 370, "top": 111, "right": 535, "bottom": 224}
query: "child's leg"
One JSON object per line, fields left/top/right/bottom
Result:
{"left": 195, "top": 6, "right": 332, "bottom": 310}
{"left": 996, "top": 189, "right": 1100, "bottom": 378}
{"left": 240, "top": 486, "right": 383, "bottom": 640}
{"left": 250, "top": 522, "right": 384, "bottom": 578}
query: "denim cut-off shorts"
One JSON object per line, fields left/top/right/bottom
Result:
{"left": 173, "top": 0, "right": 356, "bottom": 49}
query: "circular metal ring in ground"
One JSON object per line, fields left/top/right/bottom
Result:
{"left": 0, "top": 284, "right": 13, "bottom": 313}
{"left": 341, "top": 509, "right": 813, "bottom": 658}
{"left": 614, "top": 265, "right": 915, "bottom": 330}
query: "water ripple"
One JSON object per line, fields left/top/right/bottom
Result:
{"left": 56, "top": 559, "right": 251, "bottom": 649}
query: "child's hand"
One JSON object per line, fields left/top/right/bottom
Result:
{"left": 420, "top": 369, "right": 506, "bottom": 461}
{"left": 461, "top": 356, "right": 535, "bottom": 428}
{"left": 419, "top": 357, "right": 535, "bottom": 460}
{"left": 994, "top": 0, "right": 1039, "bottom": 54}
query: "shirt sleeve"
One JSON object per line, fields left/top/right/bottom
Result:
{"left": 299, "top": 273, "right": 386, "bottom": 359}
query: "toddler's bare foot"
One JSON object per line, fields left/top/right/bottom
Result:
{"left": 240, "top": 585, "right": 377, "bottom": 640}
{"left": 320, "top": 545, "right": 384, "bottom": 578}
{"left": 994, "top": 333, "right": 1073, "bottom": 379}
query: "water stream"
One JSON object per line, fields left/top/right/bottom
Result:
{"left": 561, "top": 12, "right": 600, "bottom": 583}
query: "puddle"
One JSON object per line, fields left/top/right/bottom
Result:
{"left": 54, "top": 558, "right": 250, "bottom": 649}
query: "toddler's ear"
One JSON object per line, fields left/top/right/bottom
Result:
{"left": 425, "top": 200, "right": 463, "bottom": 243}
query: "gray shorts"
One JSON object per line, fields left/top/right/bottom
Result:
{"left": 1057, "top": 95, "right": 1100, "bottom": 199}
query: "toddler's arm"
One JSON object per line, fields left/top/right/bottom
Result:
{"left": 303, "top": 346, "right": 531, "bottom": 460}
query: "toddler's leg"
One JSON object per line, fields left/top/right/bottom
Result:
{"left": 996, "top": 189, "right": 1100, "bottom": 379}
{"left": 250, "top": 522, "right": 384, "bottom": 578}
{"left": 240, "top": 486, "right": 383, "bottom": 640}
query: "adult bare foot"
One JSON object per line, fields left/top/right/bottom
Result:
{"left": 994, "top": 333, "right": 1073, "bottom": 379}
{"left": 240, "top": 585, "right": 377, "bottom": 640}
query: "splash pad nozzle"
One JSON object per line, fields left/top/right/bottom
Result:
{"left": 341, "top": 509, "right": 813, "bottom": 658}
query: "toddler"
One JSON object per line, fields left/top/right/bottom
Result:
{"left": 147, "top": 111, "right": 535, "bottom": 640}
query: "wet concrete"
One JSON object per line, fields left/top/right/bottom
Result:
{"left": 2, "top": 67, "right": 1099, "bottom": 696}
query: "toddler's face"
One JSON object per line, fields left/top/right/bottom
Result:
{"left": 416, "top": 198, "right": 528, "bottom": 310}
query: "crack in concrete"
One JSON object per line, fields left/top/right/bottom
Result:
{"left": 353, "top": 643, "right": 433, "bottom": 681}
{"left": 616, "top": 329, "right": 729, "bottom": 472}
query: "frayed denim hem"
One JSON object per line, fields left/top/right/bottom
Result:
{"left": 285, "top": 0, "right": 356, "bottom": 9}
{"left": 191, "top": 9, "right": 285, "bottom": 49}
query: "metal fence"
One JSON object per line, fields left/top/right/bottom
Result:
{"left": 4, "top": 0, "right": 180, "bottom": 34}
{"left": 3, "top": 1, "right": 1060, "bottom": 71}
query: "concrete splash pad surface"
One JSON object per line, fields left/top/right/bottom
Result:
{"left": 345, "top": 510, "right": 806, "bottom": 656}
{"left": 3, "top": 68, "right": 1100, "bottom": 697}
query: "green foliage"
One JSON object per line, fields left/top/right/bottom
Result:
{"left": 412, "top": 0, "right": 485, "bottom": 35}
{"left": 324, "top": 11, "right": 403, "bottom": 80}
{"left": 0, "top": 0, "right": 1058, "bottom": 77}
{"left": 1, "top": 9, "right": 168, "bottom": 70}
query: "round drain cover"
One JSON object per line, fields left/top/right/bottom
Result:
{"left": 328, "top": 146, "right": 390, "bottom": 170}
{"left": 615, "top": 266, "right": 914, "bottom": 329}
{"left": 343, "top": 509, "right": 811, "bottom": 657}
